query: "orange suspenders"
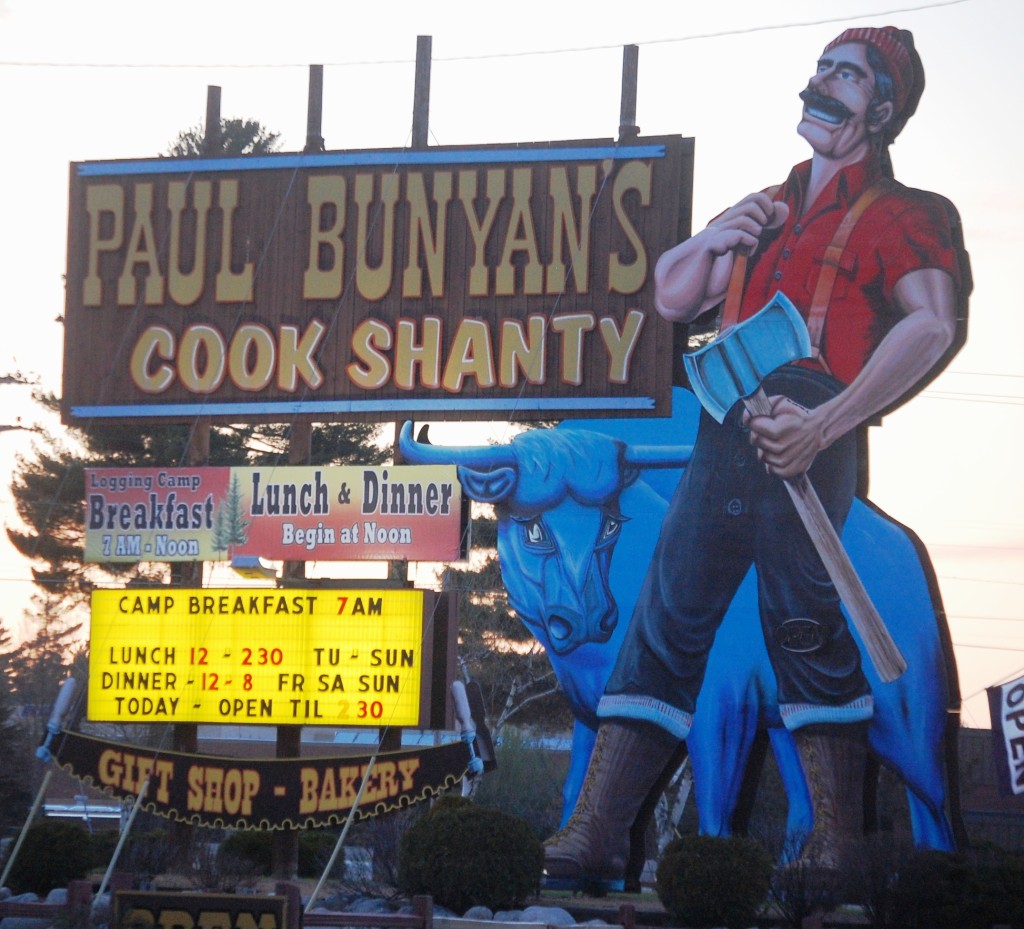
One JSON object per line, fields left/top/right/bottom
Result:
{"left": 720, "top": 180, "right": 892, "bottom": 374}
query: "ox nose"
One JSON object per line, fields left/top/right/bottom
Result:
{"left": 546, "top": 613, "right": 580, "bottom": 655}
{"left": 544, "top": 604, "right": 617, "bottom": 656}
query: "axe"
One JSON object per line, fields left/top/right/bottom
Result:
{"left": 684, "top": 293, "right": 907, "bottom": 682}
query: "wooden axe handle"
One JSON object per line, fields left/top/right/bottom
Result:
{"left": 745, "top": 388, "right": 907, "bottom": 683}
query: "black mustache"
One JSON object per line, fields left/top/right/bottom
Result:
{"left": 799, "top": 87, "right": 854, "bottom": 122}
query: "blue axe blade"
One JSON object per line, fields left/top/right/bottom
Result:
{"left": 683, "top": 291, "right": 813, "bottom": 422}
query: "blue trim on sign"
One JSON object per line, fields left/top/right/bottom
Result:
{"left": 76, "top": 145, "right": 668, "bottom": 177}
{"left": 70, "top": 396, "right": 657, "bottom": 419}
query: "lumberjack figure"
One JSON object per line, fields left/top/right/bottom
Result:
{"left": 545, "top": 26, "right": 967, "bottom": 882}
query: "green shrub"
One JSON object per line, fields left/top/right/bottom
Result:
{"left": 215, "top": 829, "right": 354, "bottom": 879}
{"left": 5, "top": 820, "right": 94, "bottom": 896}
{"left": 88, "top": 828, "right": 119, "bottom": 870}
{"left": 298, "top": 830, "right": 341, "bottom": 878}
{"left": 397, "top": 796, "right": 543, "bottom": 913}
{"left": 893, "top": 849, "right": 1024, "bottom": 929}
{"left": 893, "top": 850, "right": 986, "bottom": 929}
{"left": 121, "top": 829, "right": 170, "bottom": 879}
{"left": 217, "top": 829, "right": 273, "bottom": 875}
{"left": 656, "top": 834, "right": 773, "bottom": 929}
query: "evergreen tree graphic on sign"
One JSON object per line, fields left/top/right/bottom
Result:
{"left": 213, "top": 473, "right": 250, "bottom": 558}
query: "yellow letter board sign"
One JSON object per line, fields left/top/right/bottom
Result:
{"left": 88, "top": 588, "right": 427, "bottom": 726}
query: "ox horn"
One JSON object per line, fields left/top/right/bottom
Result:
{"left": 398, "top": 421, "right": 518, "bottom": 468}
{"left": 623, "top": 444, "right": 693, "bottom": 468}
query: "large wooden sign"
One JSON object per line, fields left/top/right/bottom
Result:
{"left": 62, "top": 137, "right": 693, "bottom": 424}
{"left": 88, "top": 587, "right": 435, "bottom": 726}
{"left": 114, "top": 893, "right": 287, "bottom": 929}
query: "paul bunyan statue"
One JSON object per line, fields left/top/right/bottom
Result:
{"left": 545, "top": 25, "right": 969, "bottom": 885}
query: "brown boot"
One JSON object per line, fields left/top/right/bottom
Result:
{"left": 544, "top": 720, "right": 679, "bottom": 884}
{"left": 792, "top": 723, "right": 868, "bottom": 872}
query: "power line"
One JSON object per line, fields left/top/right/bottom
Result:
{"left": 955, "top": 642, "right": 1024, "bottom": 653}
{"left": 0, "top": 0, "right": 972, "bottom": 70}
{"left": 947, "top": 614, "right": 1024, "bottom": 624}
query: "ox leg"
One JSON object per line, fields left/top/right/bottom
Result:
{"left": 687, "top": 700, "right": 759, "bottom": 837}
{"left": 880, "top": 739, "right": 956, "bottom": 851}
{"left": 904, "top": 785, "right": 956, "bottom": 851}
{"left": 730, "top": 728, "right": 770, "bottom": 836}
{"left": 768, "top": 727, "right": 814, "bottom": 849}
{"left": 869, "top": 718, "right": 959, "bottom": 851}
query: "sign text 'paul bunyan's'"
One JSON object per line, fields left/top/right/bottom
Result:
{"left": 88, "top": 587, "right": 431, "bottom": 726}
{"left": 83, "top": 464, "right": 463, "bottom": 563}
{"left": 61, "top": 139, "right": 693, "bottom": 424}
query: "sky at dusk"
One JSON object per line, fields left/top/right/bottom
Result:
{"left": 0, "top": 0, "right": 1020, "bottom": 729}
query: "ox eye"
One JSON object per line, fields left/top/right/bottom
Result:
{"left": 516, "top": 517, "right": 554, "bottom": 552}
{"left": 596, "top": 514, "right": 626, "bottom": 550}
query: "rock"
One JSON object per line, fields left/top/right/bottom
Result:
{"left": 347, "top": 897, "right": 393, "bottom": 914}
{"left": 519, "top": 906, "right": 577, "bottom": 925}
{"left": 462, "top": 906, "right": 493, "bottom": 920}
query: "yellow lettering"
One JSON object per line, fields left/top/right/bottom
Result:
{"left": 187, "top": 764, "right": 204, "bottom": 812}
{"left": 152, "top": 760, "right": 175, "bottom": 805}
{"left": 117, "top": 183, "right": 164, "bottom": 306}
{"left": 495, "top": 169, "right": 542, "bottom": 296}
{"left": 442, "top": 319, "right": 495, "bottom": 392}
{"left": 229, "top": 323, "right": 276, "bottom": 391}
{"left": 318, "top": 765, "right": 339, "bottom": 812}
{"left": 608, "top": 160, "right": 651, "bottom": 294}
{"left": 303, "top": 175, "right": 346, "bottom": 300}
{"left": 167, "top": 180, "right": 212, "bottom": 306}
{"left": 546, "top": 165, "right": 595, "bottom": 295}
{"left": 215, "top": 180, "right": 254, "bottom": 302}
{"left": 158, "top": 910, "right": 194, "bottom": 929}
{"left": 99, "top": 750, "right": 124, "bottom": 789}
{"left": 397, "top": 757, "right": 421, "bottom": 789}
{"left": 178, "top": 325, "right": 226, "bottom": 394}
{"left": 354, "top": 173, "right": 398, "bottom": 301}
{"left": 277, "top": 320, "right": 326, "bottom": 391}
{"left": 600, "top": 309, "right": 646, "bottom": 383}
{"left": 551, "top": 313, "right": 596, "bottom": 385}
{"left": 339, "top": 766, "right": 359, "bottom": 804}
{"left": 499, "top": 316, "right": 546, "bottom": 387}
{"left": 458, "top": 169, "right": 505, "bottom": 297}
{"left": 394, "top": 317, "right": 442, "bottom": 390}
{"left": 130, "top": 326, "right": 176, "bottom": 393}
{"left": 347, "top": 319, "right": 392, "bottom": 389}
{"left": 299, "top": 767, "right": 319, "bottom": 814}
{"left": 197, "top": 913, "right": 231, "bottom": 929}
{"left": 402, "top": 172, "right": 451, "bottom": 298}
{"left": 83, "top": 184, "right": 123, "bottom": 306}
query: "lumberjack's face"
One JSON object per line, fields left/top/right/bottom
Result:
{"left": 797, "top": 41, "right": 893, "bottom": 164}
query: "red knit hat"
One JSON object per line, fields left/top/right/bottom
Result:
{"left": 824, "top": 26, "right": 923, "bottom": 122}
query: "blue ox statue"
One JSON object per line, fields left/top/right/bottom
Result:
{"left": 400, "top": 388, "right": 963, "bottom": 856}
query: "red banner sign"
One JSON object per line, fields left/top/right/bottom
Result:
{"left": 84, "top": 465, "right": 464, "bottom": 563}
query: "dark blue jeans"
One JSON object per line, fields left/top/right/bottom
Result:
{"left": 601, "top": 367, "right": 870, "bottom": 736}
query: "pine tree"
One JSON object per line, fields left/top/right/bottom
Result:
{"left": 213, "top": 473, "right": 250, "bottom": 557}
{"left": 443, "top": 513, "right": 572, "bottom": 737}
{"left": 0, "top": 621, "right": 34, "bottom": 830}
{"left": 8, "top": 122, "right": 388, "bottom": 618}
